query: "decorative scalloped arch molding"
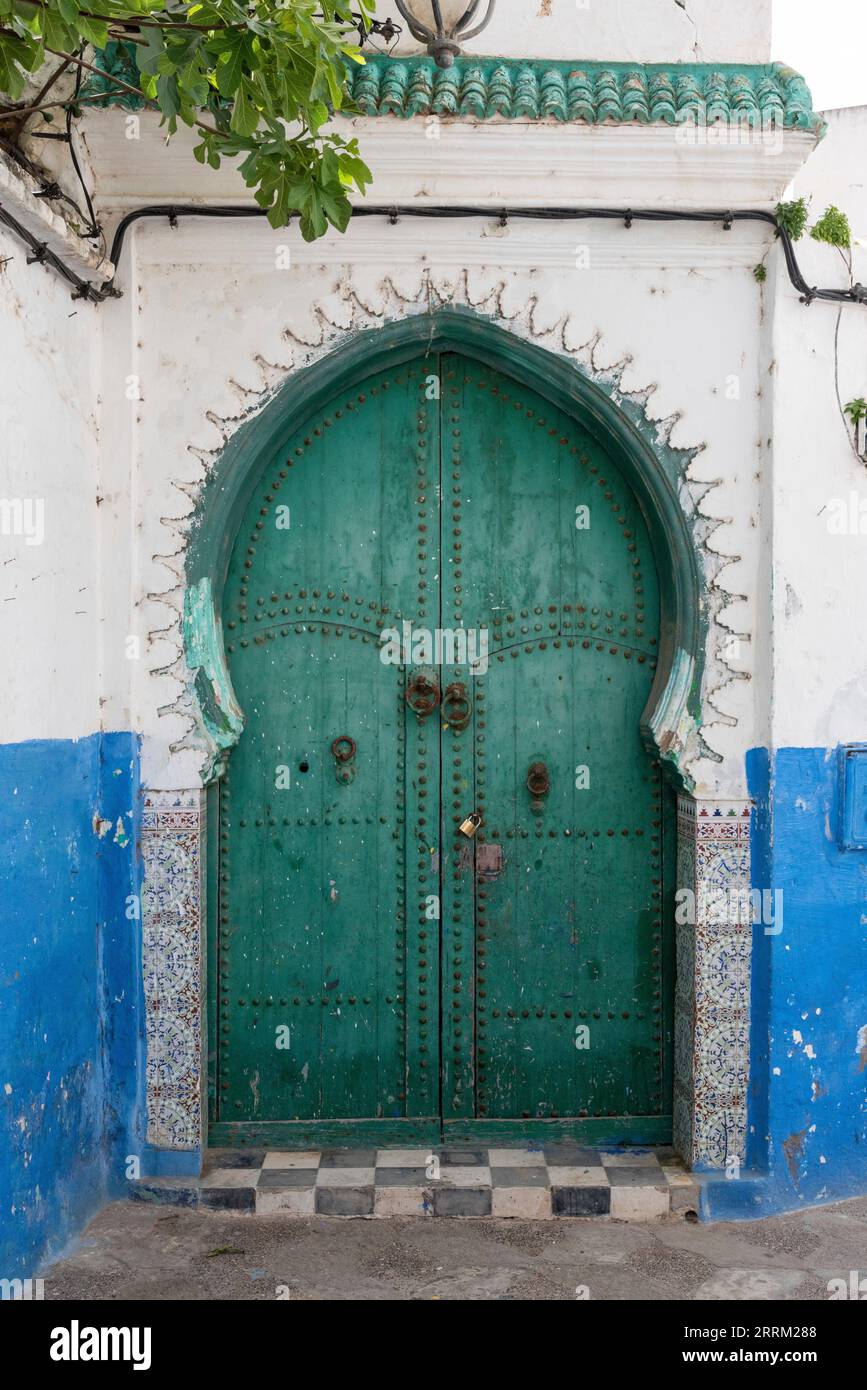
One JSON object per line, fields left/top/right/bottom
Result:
{"left": 182, "top": 306, "right": 706, "bottom": 787}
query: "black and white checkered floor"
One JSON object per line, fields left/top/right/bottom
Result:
{"left": 130, "top": 1146, "right": 701, "bottom": 1221}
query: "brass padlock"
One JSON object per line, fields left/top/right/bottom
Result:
{"left": 460, "top": 813, "right": 482, "bottom": 838}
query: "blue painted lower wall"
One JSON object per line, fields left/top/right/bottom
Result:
{"left": 1, "top": 734, "right": 865, "bottom": 1255}
{"left": 0, "top": 734, "right": 144, "bottom": 1277}
{"left": 704, "top": 747, "right": 867, "bottom": 1219}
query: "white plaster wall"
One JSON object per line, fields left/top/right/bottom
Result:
{"left": 0, "top": 229, "right": 101, "bottom": 744}
{"left": 770, "top": 109, "right": 867, "bottom": 751}
{"left": 386, "top": 0, "right": 772, "bottom": 64}
{"left": 97, "top": 212, "right": 772, "bottom": 795}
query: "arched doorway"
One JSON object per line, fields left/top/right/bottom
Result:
{"left": 192, "top": 312, "right": 701, "bottom": 1149}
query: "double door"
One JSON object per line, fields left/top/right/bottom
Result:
{"left": 211, "top": 352, "right": 672, "bottom": 1143}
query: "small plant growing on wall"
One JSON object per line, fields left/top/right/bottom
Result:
{"left": 760, "top": 198, "right": 864, "bottom": 466}
{"left": 776, "top": 196, "right": 810, "bottom": 242}
{"left": 843, "top": 398, "right": 867, "bottom": 461}
{"left": 754, "top": 198, "right": 811, "bottom": 282}
{"left": 811, "top": 205, "right": 852, "bottom": 250}
{"left": 754, "top": 198, "right": 853, "bottom": 284}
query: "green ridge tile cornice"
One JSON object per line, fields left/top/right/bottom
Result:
{"left": 81, "top": 45, "right": 824, "bottom": 136}
{"left": 80, "top": 41, "right": 147, "bottom": 110}
{"left": 350, "top": 56, "right": 823, "bottom": 133}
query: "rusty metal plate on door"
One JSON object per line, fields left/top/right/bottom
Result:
{"left": 476, "top": 844, "right": 504, "bottom": 880}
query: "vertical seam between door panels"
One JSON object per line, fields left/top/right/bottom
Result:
{"left": 436, "top": 351, "right": 445, "bottom": 1135}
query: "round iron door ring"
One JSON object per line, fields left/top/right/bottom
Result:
{"left": 405, "top": 671, "right": 441, "bottom": 719}
{"left": 527, "top": 761, "right": 551, "bottom": 811}
{"left": 442, "top": 681, "right": 472, "bottom": 731}
{"left": 331, "top": 736, "right": 357, "bottom": 764}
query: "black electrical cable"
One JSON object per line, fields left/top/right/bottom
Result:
{"left": 0, "top": 50, "right": 102, "bottom": 253}
{"left": 0, "top": 199, "right": 106, "bottom": 301}
{"left": 66, "top": 49, "right": 101, "bottom": 242}
{"left": 103, "top": 203, "right": 867, "bottom": 307}
{"left": 2, "top": 198, "right": 866, "bottom": 308}
{"left": 0, "top": 133, "right": 100, "bottom": 238}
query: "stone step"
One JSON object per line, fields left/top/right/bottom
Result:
{"left": 128, "top": 1145, "right": 702, "bottom": 1221}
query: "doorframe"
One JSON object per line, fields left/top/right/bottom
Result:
{"left": 154, "top": 308, "right": 752, "bottom": 1168}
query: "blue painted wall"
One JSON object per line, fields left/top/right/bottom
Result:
{"left": 705, "top": 747, "right": 867, "bottom": 1219}
{"left": 0, "top": 733, "right": 144, "bottom": 1278}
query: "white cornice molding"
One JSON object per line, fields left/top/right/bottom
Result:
{"left": 81, "top": 111, "right": 817, "bottom": 213}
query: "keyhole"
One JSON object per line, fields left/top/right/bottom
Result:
{"left": 298, "top": 761, "right": 310, "bottom": 773}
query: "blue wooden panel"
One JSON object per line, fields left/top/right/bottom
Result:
{"left": 838, "top": 744, "right": 867, "bottom": 850}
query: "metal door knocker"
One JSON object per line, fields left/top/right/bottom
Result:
{"left": 442, "top": 681, "right": 472, "bottom": 731}
{"left": 331, "top": 735, "right": 357, "bottom": 784}
{"left": 527, "top": 760, "right": 550, "bottom": 813}
{"left": 405, "top": 669, "right": 441, "bottom": 719}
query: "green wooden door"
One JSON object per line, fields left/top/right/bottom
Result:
{"left": 211, "top": 351, "right": 673, "bottom": 1147}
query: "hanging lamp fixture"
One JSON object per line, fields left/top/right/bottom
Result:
{"left": 393, "top": 1, "right": 497, "bottom": 68}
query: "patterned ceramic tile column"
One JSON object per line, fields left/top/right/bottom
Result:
{"left": 141, "top": 790, "right": 206, "bottom": 1150}
{"left": 673, "top": 796, "right": 752, "bottom": 1169}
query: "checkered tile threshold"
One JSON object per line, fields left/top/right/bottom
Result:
{"left": 129, "top": 1146, "right": 701, "bottom": 1221}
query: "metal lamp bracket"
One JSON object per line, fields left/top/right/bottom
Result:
{"left": 394, "top": 1, "right": 497, "bottom": 68}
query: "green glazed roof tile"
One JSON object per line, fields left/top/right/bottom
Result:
{"left": 81, "top": 44, "right": 825, "bottom": 136}
{"left": 349, "top": 56, "right": 824, "bottom": 134}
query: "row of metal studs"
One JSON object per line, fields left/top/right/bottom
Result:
{"left": 230, "top": 595, "right": 654, "bottom": 643}
{"left": 414, "top": 371, "right": 432, "bottom": 1106}
{"left": 226, "top": 622, "right": 659, "bottom": 669}
{"left": 446, "top": 370, "right": 470, "bottom": 1112}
